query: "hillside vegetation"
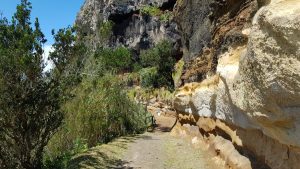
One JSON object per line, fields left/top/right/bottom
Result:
{"left": 0, "top": 1, "right": 178, "bottom": 168}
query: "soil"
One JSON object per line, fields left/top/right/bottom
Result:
{"left": 68, "top": 113, "right": 225, "bottom": 169}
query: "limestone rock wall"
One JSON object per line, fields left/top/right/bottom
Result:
{"left": 174, "top": 0, "right": 259, "bottom": 83}
{"left": 76, "top": 0, "right": 300, "bottom": 168}
{"left": 76, "top": 0, "right": 181, "bottom": 57}
{"left": 173, "top": 0, "right": 300, "bottom": 169}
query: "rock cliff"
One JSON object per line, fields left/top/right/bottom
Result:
{"left": 174, "top": 0, "right": 259, "bottom": 82}
{"left": 173, "top": 0, "right": 300, "bottom": 169}
{"left": 76, "top": 0, "right": 300, "bottom": 168}
{"left": 76, "top": 0, "right": 182, "bottom": 57}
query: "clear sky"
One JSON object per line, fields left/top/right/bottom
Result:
{"left": 0, "top": 0, "right": 85, "bottom": 45}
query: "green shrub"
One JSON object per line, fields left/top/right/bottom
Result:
{"left": 160, "top": 11, "right": 173, "bottom": 22}
{"left": 140, "top": 40, "right": 176, "bottom": 89}
{"left": 140, "top": 5, "right": 161, "bottom": 16}
{"left": 140, "top": 47, "right": 160, "bottom": 68}
{"left": 0, "top": 1, "right": 82, "bottom": 168}
{"left": 140, "top": 40, "right": 173, "bottom": 67}
{"left": 95, "top": 47, "right": 132, "bottom": 73}
{"left": 139, "top": 67, "right": 158, "bottom": 88}
{"left": 124, "top": 72, "right": 140, "bottom": 87}
{"left": 45, "top": 74, "right": 147, "bottom": 167}
{"left": 98, "top": 20, "right": 114, "bottom": 41}
{"left": 43, "top": 138, "right": 88, "bottom": 169}
{"left": 43, "top": 154, "right": 70, "bottom": 169}
{"left": 126, "top": 87, "right": 174, "bottom": 106}
{"left": 133, "top": 62, "right": 143, "bottom": 72}
{"left": 140, "top": 5, "right": 173, "bottom": 22}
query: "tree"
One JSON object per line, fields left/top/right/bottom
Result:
{"left": 140, "top": 40, "right": 175, "bottom": 89}
{"left": 0, "top": 1, "right": 68, "bottom": 168}
{"left": 50, "top": 27, "right": 86, "bottom": 89}
{"left": 94, "top": 47, "right": 132, "bottom": 73}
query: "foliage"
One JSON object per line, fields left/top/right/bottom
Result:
{"left": 139, "top": 67, "right": 158, "bottom": 88}
{"left": 140, "top": 5, "right": 173, "bottom": 22}
{"left": 0, "top": 1, "right": 87, "bottom": 168}
{"left": 140, "top": 48, "right": 160, "bottom": 68}
{"left": 95, "top": 47, "right": 132, "bottom": 73}
{"left": 0, "top": 1, "right": 65, "bottom": 168}
{"left": 160, "top": 11, "right": 173, "bottom": 22}
{"left": 122, "top": 72, "right": 140, "bottom": 87}
{"left": 43, "top": 138, "right": 88, "bottom": 169}
{"left": 0, "top": 1, "right": 172, "bottom": 169}
{"left": 140, "top": 5, "right": 161, "bottom": 16}
{"left": 133, "top": 62, "right": 143, "bottom": 72}
{"left": 50, "top": 27, "right": 87, "bottom": 89}
{"left": 140, "top": 40, "right": 176, "bottom": 89}
{"left": 44, "top": 74, "right": 148, "bottom": 168}
{"left": 98, "top": 20, "right": 114, "bottom": 43}
{"left": 172, "top": 59, "right": 184, "bottom": 87}
{"left": 127, "top": 87, "right": 174, "bottom": 105}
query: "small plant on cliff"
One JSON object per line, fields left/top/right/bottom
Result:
{"left": 140, "top": 5, "right": 161, "bottom": 16}
{"left": 172, "top": 59, "right": 184, "bottom": 87}
{"left": 98, "top": 20, "right": 114, "bottom": 42}
{"left": 140, "top": 5, "right": 173, "bottom": 22}
{"left": 160, "top": 11, "right": 173, "bottom": 22}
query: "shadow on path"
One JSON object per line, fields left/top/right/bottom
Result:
{"left": 67, "top": 136, "right": 140, "bottom": 169}
{"left": 68, "top": 115, "right": 178, "bottom": 169}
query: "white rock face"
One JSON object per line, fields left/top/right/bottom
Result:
{"left": 236, "top": 0, "right": 300, "bottom": 147}
{"left": 176, "top": 0, "right": 300, "bottom": 147}
{"left": 174, "top": 1, "right": 300, "bottom": 168}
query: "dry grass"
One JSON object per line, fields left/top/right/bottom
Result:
{"left": 177, "top": 74, "right": 220, "bottom": 95}
{"left": 127, "top": 87, "right": 175, "bottom": 105}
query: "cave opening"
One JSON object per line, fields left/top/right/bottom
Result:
{"left": 108, "top": 10, "right": 140, "bottom": 37}
{"left": 108, "top": 10, "right": 139, "bottom": 25}
{"left": 160, "top": 0, "right": 177, "bottom": 11}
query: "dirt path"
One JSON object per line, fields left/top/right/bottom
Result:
{"left": 122, "top": 131, "right": 221, "bottom": 169}
{"left": 69, "top": 114, "right": 224, "bottom": 169}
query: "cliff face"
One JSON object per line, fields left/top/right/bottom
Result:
{"left": 174, "top": 0, "right": 259, "bottom": 82}
{"left": 173, "top": 0, "right": 300, "bottom": 169}
{"left": 76, "top": 0, "right": 181, "bottom": 57}
{"left": 76, "top": 0, "right": 300, "bottom": 168}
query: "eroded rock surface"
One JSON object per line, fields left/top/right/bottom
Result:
{"left": 76, "top": 0, "right": 181, "bottom": 57}
{"left": 174, "top": 0, "right": 259, "bottom": 83}
{"left": 173, "top": 0, "right": 300, "bottom": 169}
{"left": 76, "top": 0, "right": 300, "bottom": 168}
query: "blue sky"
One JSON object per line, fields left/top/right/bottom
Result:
{"left": 0, "top": 0, "right": 84, "bottom": 45}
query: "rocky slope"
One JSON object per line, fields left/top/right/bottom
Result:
{"left": 76, "top": 0, "right": 300, "bottom": 168}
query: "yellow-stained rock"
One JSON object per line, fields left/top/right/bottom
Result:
{"left": 173, "top": 1, "right": 300, "bottom": 169}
